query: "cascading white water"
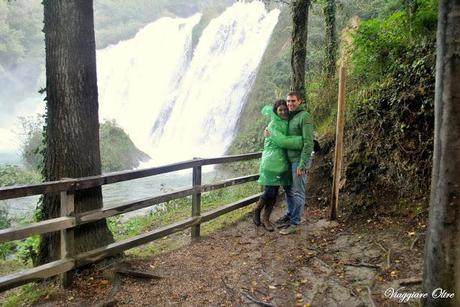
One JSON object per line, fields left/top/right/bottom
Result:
{"left": 97, "top": 14, "right": 202, "bottom": 155}
{"left": 97, "top": 1, "right": 280, "bottom": 166}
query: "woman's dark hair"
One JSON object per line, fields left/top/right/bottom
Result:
{"left": 273, "top": 99, "right": 287, "bottom": 113}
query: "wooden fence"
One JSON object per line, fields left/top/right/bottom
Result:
{"left": 0, "top": 152, "right": 262, "bottom": 292}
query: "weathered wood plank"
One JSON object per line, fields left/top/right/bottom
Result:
{"left": 0, "top": 161, "right": 199, "bottom": 200}
{"left": 74, "top": 217, "right": 200, "bottom": 267}
{"left": 200, "top": 152, "right": 262, "bottom": 166}
{"left": 60, "top": 190, "right": 75, "bottom": 288}
{"left": 73, "top": 159, "right": 201, "bottom": 190}
{"left": 330, "top": 65, "right": 346, "bottom": 220}
{"left": 0, "top": 217, "right": 75, "bottom": 244}
{"left": 201, "top": 193, "right": 261, "bottom": 223}
{"left": 200, "top": 174, "right": 259, "bottom": 193}
{"left": 0, "top": 179, "right": 76, "bottom": 201}
{"left": 0, "top": 259, "right": 74, "bottom": 292}
{"left": 191, "top": 165, "right": 202, "bottom": 239}
{"left": 77, "top": 187, "right": 195, "bottom": 224}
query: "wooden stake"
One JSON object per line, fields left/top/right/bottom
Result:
{"left": 60, "top": 188, "right": 75, "bottom": 288}
{"left": 330, "top": 65, "right": 346, "bottom": 220}
{"left": 191, "top": 159, "right": 202, "bottom": 241}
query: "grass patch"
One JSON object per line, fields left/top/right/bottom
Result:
{"left": 0, "top": 258, "right": 27, "bottom": 277}
{"left": 1, "top": 283, "right": 54, "bottom": 307}
{"left": 108, "top": 181, "right": 260, "bottom": 259}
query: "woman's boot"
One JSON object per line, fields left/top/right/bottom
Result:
{"left": 252, "top": 198, "right": 266, "bottom": 226}
{"left": 261, "top": 199, "right": 275, "bottom": 232}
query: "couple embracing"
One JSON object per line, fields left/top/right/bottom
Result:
{"left": 253, "top": 91, "right": 314, "bottom": 235}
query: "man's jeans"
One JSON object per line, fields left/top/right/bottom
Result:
{"left": 284, "top": 160, "right": 310, "bottom": 225}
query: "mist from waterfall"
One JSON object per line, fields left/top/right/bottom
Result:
{"left": 98, "top": 1, "right": 280, "bottom": 166}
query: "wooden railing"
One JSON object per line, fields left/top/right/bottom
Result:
{"left": 0, "top": 152, "right": 262, "bottom": 292}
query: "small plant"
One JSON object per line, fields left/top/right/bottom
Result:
{"left": 15, "top": 235, "right": 40, "bottom": 266}
{"left": 2, "top": 283, "right": 52, "bottom": 307}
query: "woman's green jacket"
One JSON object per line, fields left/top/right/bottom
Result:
{"left": 258, "top": 105, "right": 303, "bottom": 186}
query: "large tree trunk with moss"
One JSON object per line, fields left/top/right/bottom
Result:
{"left": 290, "top": 0, "right": 310, "bottom": 101}
{"left": 38, "top": 0, "right": 114, "bottom": 265}
{"left": 324, "top": 0, "right": 336, "bottom": 77}
{"left": 422, "top": 1, "right": 460, "bottom": 306}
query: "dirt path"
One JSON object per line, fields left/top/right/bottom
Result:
{"left": 37, "top": 202, "right": 425, "bottom": 307}
{"left": 34, "top": 149, "right": 427, "bottom": 306}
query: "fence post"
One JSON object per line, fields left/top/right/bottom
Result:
{"left": 60, "top": 182, "right": 75, "bottom": 288}
{"left": 191, "top": 159, "right": 202, "bottom": 240}
{"left": 330, "top": 65, "right": 346, "bottom": 220}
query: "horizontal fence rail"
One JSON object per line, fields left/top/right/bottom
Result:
{"left": 0, "top": 152, "right": 261, "bottom": 201}
{"left": 0, "top": 152, "right": 262, "bottom": 292}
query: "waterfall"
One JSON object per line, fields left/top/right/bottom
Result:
{"left": 97, "top": 1, "right": 280, "bottom": 166}
{"left": 97, "top": 14, "right": 202, "bottom": 156}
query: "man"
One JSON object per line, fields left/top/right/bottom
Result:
{"left": 275, "top": 91, "right": 314, "bottom": 235}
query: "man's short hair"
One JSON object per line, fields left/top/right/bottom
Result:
{"left": 287, "top": 91, "right": 301, "bottom": 100}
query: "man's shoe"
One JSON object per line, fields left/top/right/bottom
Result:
{"left": 276, "top": 222, "right": 290, "bottom": 229}
{"left": 275, "top": 214, "right": 290, "bottom": 225}
{"left": 279, "top": 225, "right": 298, "bottom": 235}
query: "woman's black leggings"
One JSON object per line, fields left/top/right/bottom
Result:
{"left": 261, "top": 185, "right": 279, "bottom": 201}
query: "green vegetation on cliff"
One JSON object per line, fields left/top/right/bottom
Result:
{"left": 100, "top": 120, "right": 150, "bottom": 172}
{"left": 342, "top": 0, "right": 437, "bottom": 218}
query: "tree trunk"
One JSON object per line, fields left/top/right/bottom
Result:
{"left": 324, "top": 0, "right": 336, "bottom": 77}
{"left": 422, "top": 1, "right": 460, "bottom": 306}
{"left": 290, "top": 0, "right": 310, "bottom": 102}
{"left": 38, "top": 0, "right": 114, "bottom": 265}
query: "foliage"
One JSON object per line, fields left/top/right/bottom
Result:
{"left": 0, "top": 200, "right": 39, "bottom": 262}
{"left": 0, "top": 204, "right": 13, "bottom": 259}
{"left": 15, "top": 235, "right": 39, "bottom": 265}
{"left": 350, "top": 0, "right": 437, "bottom": 86}
{"left": 342, "top": 0, "right": 437, "bottom": 216}
{"left": 17, "top": 114, "right": 45, "bottom": 171}
{"left": 0, "top": 204, "right": 11, "bottom": 229}
{"left": 2, "top": 283, "right": 51, "bottom": 307}
{"left": 0, "top": 164, "right": 41, "bottom": 187}
{"left": 0, "top": 0, "right": 43, "bottom": 71}
{"left": 100, "top": 119, "right": 150, "bottom": 172}
{"left": 0, "top": 161, "right": 41, "bottom": 263}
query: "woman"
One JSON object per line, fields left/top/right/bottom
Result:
{"left": 253, "top": 99, "right": 303, "bottom": 231}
